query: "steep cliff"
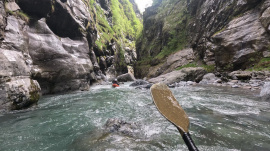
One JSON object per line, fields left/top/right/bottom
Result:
{"left": 135, "top": 0, "right": 270, "bottom": 78}
{"left": 0, "top": 0, "right": 142, "bottom": 112}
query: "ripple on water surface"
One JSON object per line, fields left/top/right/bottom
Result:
{"left": 0, "top": 83, "right": 269, "bottom": 151}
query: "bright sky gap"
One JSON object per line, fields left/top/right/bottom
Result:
{"left": 134, "top": 0, "right": 153, "bottom": 13}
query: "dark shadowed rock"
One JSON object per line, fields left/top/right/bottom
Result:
{"left": 16, "top": 0, "right": 51, "bottom": 18}
{"left": 46, "top": 0, "right": 94, "bottom": 39}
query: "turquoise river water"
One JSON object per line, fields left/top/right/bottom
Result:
{"left": 0, "top": 83, "right": 269, "bottom": 151}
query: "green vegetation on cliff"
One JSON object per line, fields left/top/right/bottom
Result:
{"left": 135, "top": 0, "right": 190, "bottom": 78}
{"left": 138, "top": 0, "right": 189, "bottom": 61}
{"left": 91, "top": 0, "right": 142, "bottom": 51}
{"left": 82, "top": 0, "right": 142, "bottom": 52}
{"left": 111, "top": 0, "right": 142, "bottom": 39}
{"left": 247, "top": 57, "right": 270, "bottom": 71}
{"left": 83, "top": 0, "right": 142, "bottom": 74}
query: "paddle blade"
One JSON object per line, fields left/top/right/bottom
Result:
{"left": 150, "top": 83, "right": 190, "bottom": 133}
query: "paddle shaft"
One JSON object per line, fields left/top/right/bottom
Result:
{"left": 181, "top": 131, "right": 199, "bottom": 151}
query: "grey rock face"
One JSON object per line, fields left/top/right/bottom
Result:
{"left": 124, "top": 47, "right": 137, "bottom": 65}
{"left": 0, "top": 48, "right": 41, "bottom": 112}
{"left": 27, "top": 18, "right": 94, "bottom": 94}
{"left": 1, "top": 16, "right": 28, "bottom": 52}
{"left": 189, "top": 0, "right": 270, "bottom": 71}
{"left": 0, "top": 14, "right": 41, "bottom": 112}
{"left": 148, "top": 67, "right": 206, "bottom": 85}
{"left": 213, "top": 10, "right": 269, "bottom": 70}
{"left": 158, "top": 48, "right": 195, "bottom": 76}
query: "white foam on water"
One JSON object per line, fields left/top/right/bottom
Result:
{"left": 143, "top": 125, "right": 162, "bottom": 137}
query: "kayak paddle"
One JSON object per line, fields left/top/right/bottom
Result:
{"left": 150, "top": 83, "right": 199, "bottom": 151}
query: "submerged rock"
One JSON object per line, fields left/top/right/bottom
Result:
{"left": 129, "top": 80, "right": 149, "bottom": 87}
{"left": 104, "top": 118, "right": 139, "bottom": 137}
{"left": 70, "top": 118, "right": 142, "bottom": 150}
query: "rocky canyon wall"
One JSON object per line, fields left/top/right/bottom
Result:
{"left": 135, "top": 0, "right": 270, "bottom": 78}
{"left": 0, "top": 0, "right": 141, "bottom": 112}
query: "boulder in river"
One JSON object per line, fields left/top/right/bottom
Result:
{"left": 117, "top": 73, "right": 136, "bottom": 82}
{"left": 199, "top": 73, "right": 222, "bottom": 85}
{"left": 148, "top": 67, "right": 207, "bottom": 85}
{"left": 260, "top": 82, "right": 270, "bottom": 101}
{"left": 0, "top": 77, "right": 41, "bottom": 112}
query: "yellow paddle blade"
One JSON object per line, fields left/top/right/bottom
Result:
{"left": 150, "top": 83, "right": 190, "bottom": 133}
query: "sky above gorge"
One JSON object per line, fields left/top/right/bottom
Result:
{"left": 135, "top": 0, "right": 153, "bottom": 13}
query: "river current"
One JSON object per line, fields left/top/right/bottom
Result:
{"left": 0, "top": 83, "right": 269, "bottom": 151}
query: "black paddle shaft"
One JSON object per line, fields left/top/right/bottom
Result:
{"left": 182, "top": 132, "right": 199, "bottom": 151}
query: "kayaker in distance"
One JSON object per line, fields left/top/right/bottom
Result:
{"left": 112, "top": 79, "right": 120, "bottom": 87}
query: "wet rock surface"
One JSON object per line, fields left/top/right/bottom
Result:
{"left": 103, "top": 118, "right": 139, "bottom": 137}
{"left": 148, "top": 67, "right": 206, "bottom": 85}
{"left": 199, "top": 71, "right": 270, "bottom": 91}
{"left": 117, "top": 73, "right": 136, "bottom": 82}
{"left": 70, "top": 118, "right": 142, "bottom": 150}
{"left": 130, "top": 80, "right": 149, "bottom": 87}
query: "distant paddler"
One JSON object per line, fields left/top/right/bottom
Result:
{"left": 150, "top": 83, "right": 199, "bottom": 151}
{"left": 112, "top": 79, "right": 120, "bottom": 88}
